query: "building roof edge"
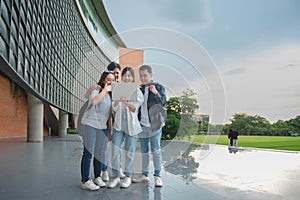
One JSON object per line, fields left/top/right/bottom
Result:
{"left": 92, "top": 0, "right": 126, "bottom": 48}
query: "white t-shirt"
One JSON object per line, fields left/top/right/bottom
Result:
{"left": 140, "top": 86, "right": 151, "bottom": 127}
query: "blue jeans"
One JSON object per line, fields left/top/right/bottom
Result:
{"left": 81, "top": 125, "right": 109, "bottom": 182}
{"left": 138, "top": 126, "right": 162, "bottom": 177}
{"left": 111, "top": 130, "right": 137, "bottom": 177}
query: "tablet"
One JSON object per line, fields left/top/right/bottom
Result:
{"left": 112, "top": 82, "right": 138, "bottom": 101}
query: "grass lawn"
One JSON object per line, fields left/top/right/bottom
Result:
{"left": 191, "top": 135, "right": 300, "bottom": 151}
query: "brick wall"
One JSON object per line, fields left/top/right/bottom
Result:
{"left": 0, "top": 75, "right": 28, "bottom": 138}
{"left": 119, "top": 47, "right": 144, "bottom": 85}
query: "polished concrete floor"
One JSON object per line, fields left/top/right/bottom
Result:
{"left": 0, "top": 135, "right": 300, "bottom": 200}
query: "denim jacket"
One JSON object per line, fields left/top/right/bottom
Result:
{"left": 138, "top": 81, "right": 167, "bottom": 131}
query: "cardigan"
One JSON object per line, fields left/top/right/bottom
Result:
{"left": 112, "top": 88, "right": 144, "bottom": 136}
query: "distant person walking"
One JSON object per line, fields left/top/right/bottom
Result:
{"left": 231, "top": 128, "right": 239, "bottom": 147}
{"left": 228, "top": 129, "right": 233, "bottom": 146}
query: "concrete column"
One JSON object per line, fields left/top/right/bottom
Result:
{"left": 58, "top": 110, "right": 68, "bottom": 138}
{"left": 27, "top": 93, "right": 44, "bottom": 142}
{"left": 73, "top": 115, "right": 78, "bottom": 128}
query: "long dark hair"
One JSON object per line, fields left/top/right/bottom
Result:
{"left": 97, "top": 71, "right": 114, "bottom": 88}
{"left": 121, "top": 66, "right": 135, "bottom": 82}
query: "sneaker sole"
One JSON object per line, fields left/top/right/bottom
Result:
{"left": 81, "top": 186, "right": 100, "bottom": 191}
{"left": 106, "top": 183, "right": 119, "bottom": 188}
{"left": 120, "top": 184, "right": 131, "bottom": 188}
{"left": 94, "top": 182, "right": 106, "bottom": 187}
{"left": 132, "top": 179, "right": 149, "bottom": 183}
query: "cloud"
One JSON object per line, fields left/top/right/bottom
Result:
{"left": 150, "top": 0, "right": 213, "bottom": 29}
{"left": 221, "top": 44, "right": 300, "bottom": 123}
{"left": 224, "top": 68, "right": 245, "bottom": 75}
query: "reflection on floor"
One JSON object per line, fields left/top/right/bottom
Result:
{"left": 0, "top": 136, "right": 299, "bottom": 200}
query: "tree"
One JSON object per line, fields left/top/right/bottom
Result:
{"left": 287, "top": 115, "right": 300, "bottom": 133}
{"left": 270, "top": 120, "right": 290, "bottom": 136}
{"left": 162, "top": 113, "right": 180, "bottom": 140}
{"left": 228, "top": 113, "right": 270, "bottom": 135}
{"left": 180, "top": 88, "right": 199, "bottom": 115}
{"left": 162, "top": 89, "right": 199, "bottom": 140}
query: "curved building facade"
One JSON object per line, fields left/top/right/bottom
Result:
{"left": 0, "top": 0, "right": 125, "bottom": 139}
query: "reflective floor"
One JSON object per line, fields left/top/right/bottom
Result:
{"left": 0, "top": 135, "right": 299, "bottom": 200}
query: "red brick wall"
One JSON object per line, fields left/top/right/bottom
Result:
{"left": 0, "top": 75, "right": 28, "bottom": 138}
{"left": 119, "top": 47, "right": 144, "bottom": 85}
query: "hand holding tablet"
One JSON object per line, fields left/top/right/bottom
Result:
{"left": 112, "top": 82, "right": 138, "bottom": 101}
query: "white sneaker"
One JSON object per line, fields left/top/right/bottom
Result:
{"left": 119, "top": 168, "right": 126, "bottom": 179}
{"left": 102, "top": 171, "right": 109, "bottom": 182}
{"left": 81, "top": 180, "right": 100, "bottom": 191}
{"left": 120, "top": 176, "right": 131, "bottom": 188}
{"left": 107, "top": 177, "right": 120, "bottom": 188}
{"left": 154, "top": 176, "right": 163, "bottom": 187}
{"left": 132, "top": 174, "right": 149, "bottom": 183}
{"left": 94, "top": 177, "right": 106, "bottom": 187}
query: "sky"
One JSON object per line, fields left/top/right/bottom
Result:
{"left": 102, "top": 0, "right": 300, "bottom": 124}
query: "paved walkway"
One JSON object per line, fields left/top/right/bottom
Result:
{"left": 0, "top": 135, "right": 299, "bottom": 200}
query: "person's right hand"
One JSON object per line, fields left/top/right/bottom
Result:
{"left": 103, "top": 83, "right": 112, "bottom": 92}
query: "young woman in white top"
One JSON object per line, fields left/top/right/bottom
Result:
{"left": 107, "top": 67, "right": 144, "bottom": 188}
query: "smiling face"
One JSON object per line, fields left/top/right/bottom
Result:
{"left": 139, "top": 69, "right": 152, "bottom": 85}
{"left": 122, "top": 71, "right": 134, "bottom": 83}
{"left": 104, "top": 73, "right": 115, "bottom": 86}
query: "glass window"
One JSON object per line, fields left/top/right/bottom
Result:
{"left": 0, "top": 17, "right": 9, "bottom": 42}
{"left": 18, "top": 34, "right": 25, "bottom": 51}
{"left": 19, "top": 20, "right": 25, "bottom": 38}
{"left": 10, "top": 36, "right": 17, "bottom": 55}
{"left": 9, "top": 49, "right": 16, "bottom": 69}
{"left": 1, "top": 1, "right": 10, "bottom": 26}
{"left": 20, "top": 5, "right": 26, "bottom": 22}
{"left": 11, "top": 19, "right": 18, "bottom": 41}
{"left": 0, "top": 35, "right": 8, "bottom": 58}
{"left": 12, "top": 4, "right": 19, "bottom": 25}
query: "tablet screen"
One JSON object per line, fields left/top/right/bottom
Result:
{"left": 112, "top": 82, "right": 138, "bottom": 101}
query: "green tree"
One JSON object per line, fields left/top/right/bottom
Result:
{"left": 271, "top": 120, "right": 290, "bottom": 136}
{"left": 165, "top": 97, "right": 181, "bottom": 118}
{"left": 228, "top": 113, "right": 270, "bottom": 135}
{"left": 225, "top": 114, "right": 300, "bottom": 136}
{"left": 162, "top": 113, "right": 180, "bottom": 140}
{"left": 162, "top": 89, "right": 199, "bottom": 140}
{"left": 287, "top": 115, "right": 300, "bottom": 133}
{"left": 180, "top": 88, "right": 199, "bottom": 115}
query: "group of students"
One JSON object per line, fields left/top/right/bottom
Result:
{"left": 78, "top": 62, "right": 166, "bottom": 191}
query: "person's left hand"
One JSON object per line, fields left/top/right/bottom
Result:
{"left": 94, "top": 84, "right": 101, "bottom": 91}
{"left": 108, "top": 130, "right": 112, "bottom": 141}
{"left": 119, "top": 96, "right": 127, "bottom": 103}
